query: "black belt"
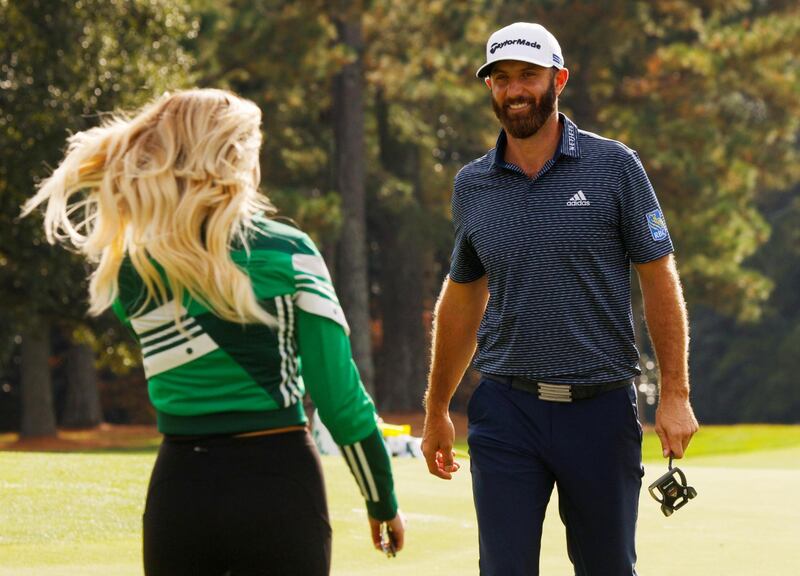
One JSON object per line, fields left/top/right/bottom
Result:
{"left": 482, "top": 373, "right": 633, "bottom": 403}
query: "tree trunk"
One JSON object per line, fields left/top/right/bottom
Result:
{"left": 372, "top": 90, "right": 432, "bottom": 411}
{"left": 331, "top": 1, "right": 374, "bottom": 394}
{"left": 20, "top": 320, "right": 57, "bottom": 438}
{"left": 374, "top": 211, "right": 427, "bottom": 411}
{"left": 61, "top": 343, "right": 102, "bottom": 428}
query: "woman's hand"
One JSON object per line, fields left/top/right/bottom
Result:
{"left": 368, "top": 510, "right": 406, "bottom": 556}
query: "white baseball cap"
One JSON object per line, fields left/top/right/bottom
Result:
{"left": 476, "top": 22, "right": 565, "bottom": 78}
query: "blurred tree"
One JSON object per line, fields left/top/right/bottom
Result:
{"left": 19, "top": 321, "right": 55, "bottom": 437}
{"left": 690, "top": 190, "right": 800, "bottom": 422}
{"left": 602, "top": 0, "right": 800, "bottom": 322}
{"left": 330, "top": 0, "right": 375, "bottom": 393}
{"left": 363, "top": 0, "right": 493, "bottom": 410}
{"left": 62, "top": 340, "right": 102, "bottom": 428}
{"left": 5, "top": 0, "right": 796, "bottom": 424}
{"left": 0, "top": 0, "right": 197, "bottom": 434}
{"left": 189, "top": 0, "right": 344, "bottom": 245}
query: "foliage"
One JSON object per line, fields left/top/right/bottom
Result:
{"left": 188, "top": 0, "right": 493, "bottom": 251}
{"left": 598, "top": 1, "right": 800, "bottom": 321}
{"left": 1, "top": 0, "right": 798, "bottom": 421}
{"left": 690, "top": 192, "right": 800, "bottom": 423}
{"left": 360, "top": 0, "right": 498, "bottom": 271}
{"left": 0, "top": 0, "right": 197, "bottom": 362}
{"left": 189, "top": 0, "right": 345, "bottom": 247}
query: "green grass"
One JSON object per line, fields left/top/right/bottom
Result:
{"left": 641, "top": 423, "right": 800, "bottom": 461}
{"left": 454, "top": 424, "right": 800, "bottom": 462}
{"left": 1, "top": 426, "right": 799, "bottom": 575}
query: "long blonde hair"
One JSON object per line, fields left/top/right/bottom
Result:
{"left": 22, "top": 88, "right": 275, "bottom": 325}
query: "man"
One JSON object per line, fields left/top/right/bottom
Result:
{"left": 422, "top": 22, "right": 699, "bottom": 576}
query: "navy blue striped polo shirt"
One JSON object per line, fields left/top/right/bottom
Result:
{"left": 450, "top": 113, "right": 674, "bottom": 384}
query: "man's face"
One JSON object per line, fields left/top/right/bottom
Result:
{"left": 488, "top": 61, "right": 558, "bottom": 139}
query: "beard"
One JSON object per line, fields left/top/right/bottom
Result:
{"left": 491, "top": 79, "right": 557, "bottom": 139}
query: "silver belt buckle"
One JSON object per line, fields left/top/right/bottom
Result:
{"left": 537, "top": 382, "right": 572, "bottom": 402}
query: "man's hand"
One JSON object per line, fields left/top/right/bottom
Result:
{"left": 369, "top": 511, "right": 405, "bottom": 554}
{"left": 655, "top": 390, "right": 699, "bottom": 459}
{"left": 421, "top": 411, "right": 461, "bottom": 479}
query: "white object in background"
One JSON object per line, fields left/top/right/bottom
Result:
{"left": 311, "top": 410, "right": 424, "bottom": 458}
{"left": 311, "top": 410, "right": 340, "bottom": 456}
{"left": 385, "top": 435, "right": 423, "bottom": 458}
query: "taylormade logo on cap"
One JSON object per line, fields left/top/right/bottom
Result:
{"left": 490, "top": 39, "right": 542, "bottom": 54}
{"left": 477, "top": 22, "right": 565, "bottom": 78}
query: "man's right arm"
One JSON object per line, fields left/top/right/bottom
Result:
{"left": 422, "top": 275, "right": 489, "bottom": 479}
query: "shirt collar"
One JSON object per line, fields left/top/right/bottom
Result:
{"left": 488, "top": 112, "right": 581, "bottom": 173}
{"left": 559, "top": 113, "right": 581, "bottom": 158}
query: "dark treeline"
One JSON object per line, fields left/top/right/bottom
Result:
{"left": 1, "top": 0, "right": 798, "bottom": 435}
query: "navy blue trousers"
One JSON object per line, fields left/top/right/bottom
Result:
{"left": 468, "top": 376, "right": 644, "bottom": 576}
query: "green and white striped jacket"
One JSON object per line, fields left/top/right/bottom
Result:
{"left": 112, "top": 218, "right": 397, "bottom": 520}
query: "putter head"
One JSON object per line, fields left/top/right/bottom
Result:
{"left": 648, "top": 463, "right": 697, "bottom": 517}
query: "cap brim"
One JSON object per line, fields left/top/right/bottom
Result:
{"left": 476, "top": 57, "right": 563, "bottom": 79}
{"left": 476, "top": 62, "right": 493, "bottom": 78}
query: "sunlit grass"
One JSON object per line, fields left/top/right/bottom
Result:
{"left": 1, "top": 425, "right": 799, "bottom": 575}
{"left": 454, "top": 423, "right": 800, "bottom": 462}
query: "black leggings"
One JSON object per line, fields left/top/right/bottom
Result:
{"left": 143, "top": 430, "right": 331, "bottom": 576}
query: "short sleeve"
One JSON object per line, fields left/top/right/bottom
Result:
{"left": 619, "top": 151, "right": 675, "bottom": 263}
{"left": 448, "top": 175, "right": 486, "bottom": 283}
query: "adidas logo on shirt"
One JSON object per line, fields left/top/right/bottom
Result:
{"left": 566, "top": 190, "right": 590, "bottom": 206}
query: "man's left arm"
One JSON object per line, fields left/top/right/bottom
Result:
{"left": 635, "top": 254, "right": 699, "bottom": 459}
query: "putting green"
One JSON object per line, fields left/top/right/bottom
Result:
{"left": 0, "top": 443, "right": 798, "bottom": 575}
{"left": 327, "top": 447, "right": 800, "bottom": 575}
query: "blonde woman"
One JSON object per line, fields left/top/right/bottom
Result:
{"left": 22, "top": 88, "right": 404, "bottom": 576}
